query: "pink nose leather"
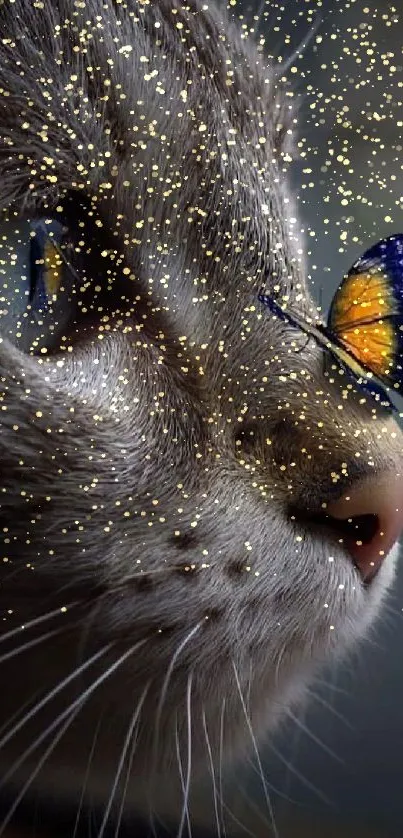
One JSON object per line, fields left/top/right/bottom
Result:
{"left": 327, "top": 471, "right": 403, "bottom": 583}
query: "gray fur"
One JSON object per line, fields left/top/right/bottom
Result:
{"left": 0, "top": 0, "right": 401, "bottom": 828}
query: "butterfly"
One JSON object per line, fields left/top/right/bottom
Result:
{"left": 258, "top": 234, "right": 403, "bottom": 412}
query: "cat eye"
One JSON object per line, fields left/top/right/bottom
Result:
{"left": 28, "top": 218, "right": 70, "bottom": 311}
{"left": 0, "top": 216, "right": 77, "bottom": 353}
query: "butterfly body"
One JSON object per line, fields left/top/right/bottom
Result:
{"left": 259, "top": 234, "right": 403, "bottom": 412}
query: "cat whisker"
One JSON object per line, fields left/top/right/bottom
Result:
{"left": 0, "top": 698, "right": 84, "bottom": 838}
{"left": 232, "top": 777, "right": 296, "bottom": 833}
{"left": 359, "top": 634, "right": 386, "bottom": 653}
{"left": 377, "top": 609, "right": 400, "bottom": 633}
{"left": 0, "top": 644, "right": 113, "bottom": 754}
{"left": 0, "top": 641, "right": 146, "bottom": 792}
{"left": 175, "top": 673, "right": 193, "bottom": 838}
{"left": 97, "top": 684, "right": 149, "bottom": 838}
{"left": 218, "top": 698, "right": 227, "bottom": 838}
{"left": 282, "top": 700, "right": 305, "bottom": 801}
{"left": 244, "top": 754, "right": 304, "bottom": 805}
{"left": 202, "top": 709, "right": 258, "bottom": 838}
{"left": 0, "top": 601, "right": 80, "bottom": 646}
{"left": 202, "top": 707, "right": 222, "bottom": 838}
{"left": 305, "top": 689, "right": 354, "bottom": 730}
{"left": 274, "top": 13, "right": 322, "bottom": 79}
{"left": 0, "top": 626, "right": 67, "bottom": 666}
{"left": 152, "top": 623, "right": 203, "bottom": 771}
{"left": 72, "top": 713, "right": 104, "bottom": 838}
{"left": 248, "top": 0, "right": 268, "bottom": 41}
{"left": 175, "top": 722, "right": 189, "bottom": 838}
{"left": 219, "top": 799, "right": 258, "bottom": 838}
{"left": 0, "top": 690, "right": 43, "bottom": 741}
{"left": 114, "top": 689, "right": 147, "bottom": 838}
{"left": 311, "top": 676, "right": 351, "bottom": 697}
{"left": 286, "top": 707, "right": 345, "bottom": 765}
{"left": 232, "top": 660, "right": 279, "bottom": 838}
{"left": 267, "top": 738, "right": 333, "bottom": 807}
{"left": 381, "top": 600, "right": 403, "bottom": 620}
{"left": 149, "top": 623, "right": 202, "bottom": 838}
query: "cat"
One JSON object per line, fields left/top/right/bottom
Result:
{"left": 0, "top": 0, "right": 402, "bottom": 835}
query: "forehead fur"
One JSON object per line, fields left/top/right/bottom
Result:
{"left": 0, "top": 0, "right": 302, "bottom": 352}
{"left": 0, "top": 0, "right": 295, "bottom": 224}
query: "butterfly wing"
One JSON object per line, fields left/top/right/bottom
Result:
{"left": 328, "top": 234, "right": 403, "bottom": 390}
{"left": 257, "top": 294, "right": 327, "bottom": 342}
{"left": 258, "top": 290, "right": 396, "bottom": 411}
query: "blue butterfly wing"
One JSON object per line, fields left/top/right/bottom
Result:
{"left": 257, "top": 294, "right": 294, "bottom": 325}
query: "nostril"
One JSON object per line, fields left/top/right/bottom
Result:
{"left": 324, "top": 512, "right": 381, "bottom": 583}
{"left": 294, "top": 510, "right": 379, "bottom": 554}
{"left": 327, "top": 470, "right": 403, "bottom": 584}
{"left": 327, "top": 512, "right": 379, "bottom": 546}
{"left": 291, "top": 470, "right": 403, "bottom": 585}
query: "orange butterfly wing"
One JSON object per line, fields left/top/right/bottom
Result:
{"left": 328, "top": 268, "right": 399, "bottom": 381}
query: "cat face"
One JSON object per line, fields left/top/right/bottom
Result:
{"left": 0, "top": 0, "right": 402, "bottom": 824}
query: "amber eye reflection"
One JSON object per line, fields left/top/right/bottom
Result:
{"left": 0, "top": 217, "right": 77, "bottom": 354}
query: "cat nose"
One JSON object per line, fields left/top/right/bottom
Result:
{"left": 326, "top": 470, "right": 403, "bottom": 583}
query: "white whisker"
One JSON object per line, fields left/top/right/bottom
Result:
{"left": 275, "top": 14, "right": 322, "bottom": 78}
{"left": 232, "top": 661, "right": 279, "bottom": 838}
{"left": 149, "top": 623, "right": 202, "bottom": 838}
{"left": 0, "top": 644, "right": 113, "bottom": 753}
{"left": 176, "top": 673, "right": 193, "bottom": 838}
{"left": 306, "top": 688, "right": 354, "bottom": 729}
{"left": 175, "top": 722, "right": 190, "bottom": 838}
{"left": 1, "top": 641, "right": 146, "bottom": 790}
{"left": 113, "top": 693, "right": 146, "bottom": 838}
{"left": 220, "top": 799, "right": 257, "bottom": 838}
{"left": 311, "top": 677, "right": 350, "bottom": 697}
{"left": 218, "top": 699, "right": 227, "bottom": 838}
{"left": 97, "top": 685, "right": 149, "bottom": 838}
{"left": 0, "top": 626, "right": 64, "bottom": 665}
{"left": 286, "top": 707, "right": 344, "bottom": 765}
{"left": 268, "top": 738, "right": 334, "bottom": 807}
{"left": 72, "top": 714, "right": 104, "bottom": 838}
{"left": 254, "top": 0, "right": 267, "bottom": 35}
{"left": 244, "top": 754, "right": 303, "bottom": 805}
{"left": 0, "top": 700, "right": 84, "bottom": 837}
{"left": 153, "top": 623, "right": 202, "bottom": 768}
{"left": 280, "top": 700, "right": 304, "bottom": 803}
{"left": 0, "top": 602, "right": 79, "bottom": 646}
{"left": 202, "top": 708, "right": 222, "bottom": 838}
{"left": 233, "top": 778, "right": 292, "bottom": 832}
{"left": 0, "top": 690, "right": 42, "bottom": 740}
